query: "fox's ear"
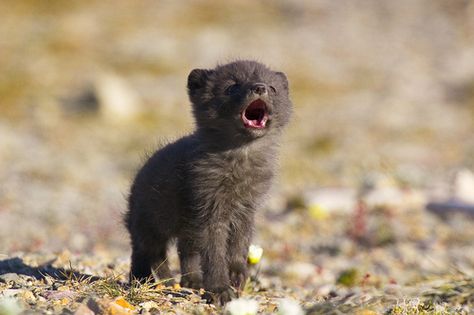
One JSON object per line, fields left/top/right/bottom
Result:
{"left": 275, "top": 71, "right": 288, "bottom": 90}
{"left": 187, "top": 69, "right": 214, "bottom": 93}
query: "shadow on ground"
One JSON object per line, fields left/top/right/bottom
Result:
{"left": 0, "top": 257, "right": 101, "bottom": 282}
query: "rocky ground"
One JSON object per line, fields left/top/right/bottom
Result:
{"left": 1, "top": 195, "right": 473, "bottom": 314}
{"left": 1, "top": 1, "right": 474, "bottom": 314}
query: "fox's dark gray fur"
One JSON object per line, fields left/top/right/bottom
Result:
{"left": 124, "top": 60, "right": 292, "bottom": 304}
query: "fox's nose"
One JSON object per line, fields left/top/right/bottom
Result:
{"left": 251, "top": 83, "right": 267, "bottom": 95}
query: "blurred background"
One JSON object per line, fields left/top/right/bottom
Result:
{"left": 1, "top": 0, "right": 474, "bottom": 287}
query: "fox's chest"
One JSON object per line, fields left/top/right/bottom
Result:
{"left": 189, "top": 149, "right": 274, "bottom": 211}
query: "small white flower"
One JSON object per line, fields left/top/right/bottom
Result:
{"left": 408, "top": 298, "right": 421, "bottom": 310}
{"left": 225, "top": 298, "right": 259, "bottom": 315}
{"left": 248, "top": 244, "right": 263, "bottom": 265}
{"left": 278, "top": 298, "right": 304, "bottom": 315}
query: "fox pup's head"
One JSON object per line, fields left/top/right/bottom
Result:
{"left": 187, "top": 60, "right": 292, "bottom": 142}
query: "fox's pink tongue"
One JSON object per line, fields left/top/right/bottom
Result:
{"left": 244, "top": 116, "right": 267, "bottom": 128}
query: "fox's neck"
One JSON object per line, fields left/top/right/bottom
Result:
{"left": 193, "top": 128, "right": 280, "bottom": 155}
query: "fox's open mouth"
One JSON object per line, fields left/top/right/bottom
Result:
{"left": 242, "top": 99, "right": 268, "bottom": 129}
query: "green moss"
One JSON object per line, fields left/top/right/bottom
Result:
{"left": 336, "top": 268, "right": 359, "bottom": 287}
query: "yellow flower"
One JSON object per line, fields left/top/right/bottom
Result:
{"left": 248, "top": 244, "right": 263, "bottom": 265}
{"left": 308, "top": 203, "right": 328, "bottom": 220}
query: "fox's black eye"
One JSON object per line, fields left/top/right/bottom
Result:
{"left": 225, "top": 83, "right": 241, "bottom": 95}
{"left": 269, "top": 85, "right": 277, "bottom": 93}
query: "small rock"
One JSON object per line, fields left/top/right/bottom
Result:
{"left": 139, "top": 301, "right": 159, "bottom": 312}
{"left": 316, "top": 284, "right": 333, "bottom": 296}
{"left": 0, "top": 273, "right": 21, "bottom": 284}
{"left": 20, "top": 290, "right": 36, "bottom": 304}
{"left": 305, "top": 188, "right": 356, "bottom": 214}
{"left": 95, "top": 73, "right": 141, "bottom": 123}
{"left": 1, "top": 289, "right": 23, "bottom": 298}
{"left": 43, "top": 290, "right": 76, "bottom": 300}
{"left": 283, "top": 262, "right": 316, "bottom": 281}
{"left": 364, "top": 186, "right": 404, "bottom": 208}
{"left": 56, "top": 285, "right": 71, "bottom": 292}
{"left": 454, "top": 168, "right": 474, "bottom": 203}
{"left": 86, "top": 297, "right": 107, "bottom": 314}
{"left": 354, "top": 310, "right": 378, "bottom": 315}
{"left": 74, "top": 304, "right": 95, "bottom": 315}
{"left": 71, "top": 233, "right": 88, "bottom": 252}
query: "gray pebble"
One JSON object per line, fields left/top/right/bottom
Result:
{"left": 0, "top": 273, "right": 21, "bottom": 284}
